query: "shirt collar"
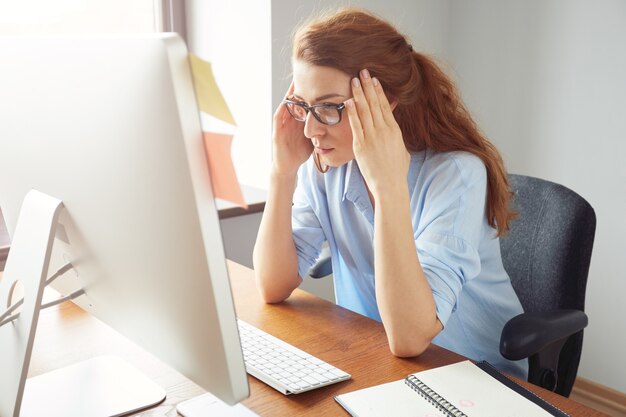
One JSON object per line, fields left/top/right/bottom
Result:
{"left": 342, "top": 160, "right": 375, "bottom": 225}
{"left": 341, "top": 160, "right": 355, "bottom": 202}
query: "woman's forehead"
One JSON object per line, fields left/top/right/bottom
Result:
{"left": 292, "top": 60, "right": 351, "bottom": 102}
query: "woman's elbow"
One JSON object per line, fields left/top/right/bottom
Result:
{"left": 388, "top": 322, "right": 442, "bottom": 358}
{"left": 258, "top": 287, "right": 289, "bottom": 304}
{"left": 255, "top": 280, "right": 288, "bottom": 304}
{"left": 389, "top": 339, "right": 431, "bottom": 358}
{"left": 254, "top": 273, "right": 301, "bottom": 304}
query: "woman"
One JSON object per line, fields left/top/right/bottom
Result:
{"left": 253, "top": 8, "right": 527, "bottom": 378}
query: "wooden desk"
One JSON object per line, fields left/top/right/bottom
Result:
{"left": 13, "top": 262, "right": 605, "bottom": 416}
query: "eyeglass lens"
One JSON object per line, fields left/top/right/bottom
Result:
{"left": 285, "top": 102, "right": 341, "bottom": 125}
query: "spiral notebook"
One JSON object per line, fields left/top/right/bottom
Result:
{"left": 335, "top": 360, "right": 569, "bottom": 417}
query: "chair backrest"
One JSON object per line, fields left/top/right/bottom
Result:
{"left": 500, "top": 174, "right": 596, "bottom": 396}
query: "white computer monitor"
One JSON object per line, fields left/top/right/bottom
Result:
{"left": 0, "top": 33, "right": 249, "bottom": 414}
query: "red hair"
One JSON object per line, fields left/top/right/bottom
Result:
{"left": 293, "top": 8, "right": 515, "bottom": 236}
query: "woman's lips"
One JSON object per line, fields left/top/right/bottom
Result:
{"left": 314, "top": 147, "right": 334, "bottom": 155}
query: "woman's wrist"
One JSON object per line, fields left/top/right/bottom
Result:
{"left": 370, "top": 178, "right": 410, "bottom": 203}
{"left": 271, "top": 165, "right": 298, "bottom": 181}
{"left": 269, "top": 166, "right": 298, "bottom": 193}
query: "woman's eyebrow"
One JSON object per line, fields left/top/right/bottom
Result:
{"left": 293, "top": 93, "right": 346, "bottom": 102}
{"left": 316, "top": 93, "right": 346, "bottom": 101}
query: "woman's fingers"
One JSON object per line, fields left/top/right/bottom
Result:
{"left": 274, "top": 95, "right": 288, "bottom": 121}
{"left": 345, "top": 98, "right": 365, "bottom": 148}
{"left": 372, "top": 77, "right": 396, "bottom": 126}
{"left": 351, "top": 76, "right": 374, "bottom": 137}
{"left": 358, "top": 69, "right": 386, "bottom": 128}
{"left": 275, "top": 81, "right": 295, "bottom": 120}
{"left": 285, "top": 81, "right": 295, "bottom": 99}
{"left": 352, "top": 69, "right": 397, "bottom": 140}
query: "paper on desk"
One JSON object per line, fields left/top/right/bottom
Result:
{"left": 336, "top": 361, "right": 555, "bottom": 417}
{"left": 414, "top": 361, "right": 553, "bottom": 417}
{"left": 189, "top": 53, "right": 246, "bottom": 208}
{"left": 335, "top": 380, "right": 441, "bottom": 417}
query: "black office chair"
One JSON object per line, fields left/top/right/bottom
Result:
{"left": 499, "top": 174, "right": 595, "bottom": 397}
{"left": 308, "top": 174, "right": 596, "bottom": 397}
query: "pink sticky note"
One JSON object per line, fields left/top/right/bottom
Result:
{"left": 202, "top": 132, "right": 247, "bottom": 209}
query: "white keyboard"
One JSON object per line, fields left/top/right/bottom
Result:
{"left": 237, "top": 320, "right": 351, "bottom": 395}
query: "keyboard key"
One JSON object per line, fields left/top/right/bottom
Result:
{"left": 329, "top": 368, "right": 350, "bottom": 378}
{"left": 303, "top": 376, "right": 320, "bottom": 386}
{"left": 323, "top": 372, "right": 340, "bottom": 381}
{"left": 308, "top": 357, "right": 325, "bottom": 365}
{"left": 310, "top": 372, "right": 330, "bottom": 383}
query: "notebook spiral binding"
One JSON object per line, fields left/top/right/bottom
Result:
{"left": 405, "top": 375, "right": 468, "bottom": 417}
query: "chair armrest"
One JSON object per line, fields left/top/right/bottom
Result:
{"left": 500, "top": 309, "right": 588, "bottom": 361}
{"left": 308, "top": 254, "right": 332, "bottom": 279}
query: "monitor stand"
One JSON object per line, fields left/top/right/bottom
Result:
{"left": 0, "top": 190, "right": 165, "bottom": 417}
{"left": 21, "top": 356, "right": 165, "bottom": 417}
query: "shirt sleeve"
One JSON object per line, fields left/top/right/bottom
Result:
{"left": 292, "top": 161, "right": 326, "bottom": 279}
{"left": 414, "top": 153, "right": 489, "bottom": 327}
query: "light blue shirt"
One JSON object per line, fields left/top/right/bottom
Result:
{"left": 292, "top": 150, "right": 528, "bottom": 379}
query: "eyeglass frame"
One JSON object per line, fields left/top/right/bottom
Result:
{"left": 282, "top": 98, "right": 346, "bottom": 126}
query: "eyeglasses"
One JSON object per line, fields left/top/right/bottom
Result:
{"left": 282, "top": 98, "right": 346, "bottom": 126}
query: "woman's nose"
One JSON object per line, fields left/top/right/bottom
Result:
{"left": 303, "top": 111, "right": 325, "bottom": 139}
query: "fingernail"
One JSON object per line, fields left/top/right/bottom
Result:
{"left": 352, "top": 77, "right": 360, "bottom": 88}
{"left": 361, "top": 69, "right": 370, "bottom": 79}
{"left": 372, "top": 77, "right": 379, "bottom": 87}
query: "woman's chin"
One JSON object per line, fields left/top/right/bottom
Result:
{"left": 320, "top": 155, "right": 352, "bottom": 168}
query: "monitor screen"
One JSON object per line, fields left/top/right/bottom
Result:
{"left": 0, "top": 33, "right": 249, "bottom": 410}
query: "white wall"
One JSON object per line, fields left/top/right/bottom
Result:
{"left": 445, "top": 0, "right": 626, "bottom": 393}
{"left": 270, "top": 0, "right": 626, "bottom": 393}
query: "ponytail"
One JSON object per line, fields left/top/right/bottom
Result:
{"left": 393, "top": 52, "right": 515, "bottom": 235}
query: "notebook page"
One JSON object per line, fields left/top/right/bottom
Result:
{"left": 413, "top": 361, "right": 553, "bottom": 417}
{"left": 335, "top": 380, "right": 443, "bottom": 417}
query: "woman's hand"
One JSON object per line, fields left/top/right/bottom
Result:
{"left": 346, "top": 69, "right": 410, "bottom": 198}
{"left": 272, "top": 82, "right": 314, "bottom": 178}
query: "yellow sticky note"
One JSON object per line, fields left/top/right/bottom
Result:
{"left": 189, "top": 54, "right": 236, "bottom": 126}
